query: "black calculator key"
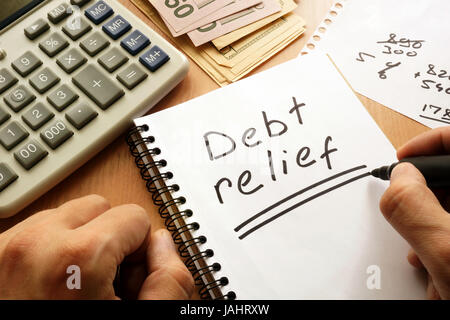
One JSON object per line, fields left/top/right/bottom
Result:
{"left": 117, "top": 63, "right": 148, "bottom": 90}
{"left": 102, "top": 15, "right": 131, "bottom": 40}
{"left": 14, "top": 140, "right": 48, "bottom": 170}
{"left": 98, "top": 47, "right": 128, "bottom": 73}
{"left": 66, "top": 104, "right": 98, "bottom": 129}
{"left": 80, "top": 31, "right": 110, "bottom": 57}
{"left": 57, "top": 48, "right": 87, "bottom": 74}
{"left": 47, "top": 84, "right": 79, "bottom": 111}
{"left": 39, "top": 33, "right": 69, "bottom": 57}
{"left": 11, "top": 51, "right": 42, "bottom": 77}
{"left": 0, "top": 163, "right": 18, "bottom": 192}
{"left": 62, "top": 17, "right": 92, "bottom": 40}
{"left": 0, "top": 106, "right": 10, "bottom": 125}
{"left": 24, "top": 18, "right": 50, "bottom": 40}
{"left": 48, "top": 3, "right": 73, "bottom": 24}
{"left": 0, "top": 121, "right": 29, "bottom": 150}
{"left": 40, "top": 119, "right": 74, "bottom": 149}
{"left": 0, "top": 68, "right": 18, "bottom": 94}
{"left": 22, "top": 102, "right": 54, "bottom": 130}
{"left": 72, "top": 64, "right": 124, "bottom": 110}
{"left": 120, "top": 30, "right": 150, "bottom": 56}
{"left": 139, "top": 46, "right": 170, "bottom": 72}
{"left": 29, "top": 67, "right": 60, "bottom": 94}
{"left": 85, "top": 1, "right": 114, "bottom": 25}
{"left": 71, "top": 0, "right": 92, "bottom": 7}
{"left": 4, "top": 85, "right": 36, "bottom": 112}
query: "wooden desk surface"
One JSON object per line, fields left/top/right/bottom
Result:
{"left": 0, "top": 0, "right": 429, "bottom": 298}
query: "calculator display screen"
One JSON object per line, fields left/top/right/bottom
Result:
{"left": 0, "top": 0, "right": 46, "bottom": 31}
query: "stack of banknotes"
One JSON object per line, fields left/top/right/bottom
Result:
{"left": 131, "top": 0, "right": 306, "bottom": 86}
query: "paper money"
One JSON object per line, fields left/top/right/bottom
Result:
{"left": 187, "top": 0, "right": 282, "bottom": 47}
{"left": 165, "top": 0, "right": 262, "bottom": 37}
{"left": 212, "top": 0, "right": 298, "bottom": 50}
{"left": 149, "top": 0, "right": 234, "bottom": 32}
{"left": 131, "top": 0, "right": 305, "bottom": 86}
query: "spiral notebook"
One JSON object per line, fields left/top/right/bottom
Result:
{"left": 127, "top": 53, "right": 426, "bottom": 299}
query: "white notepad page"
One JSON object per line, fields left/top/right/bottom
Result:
{"left": 134, "top": 53, "right": 426, "bottom": 299}
{"left": 303, "top": 0, "right": 450, "bottom": 129}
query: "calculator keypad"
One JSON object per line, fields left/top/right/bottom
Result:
{"left": 40, "top": 119, "right": 73, "bottom": 149}
{"left": 14, "top": 139, "right": 48, "bottom": 170}
{"left": 80, "top": 31, "right": 110, "bottom": 57}
{"left": 4, "top": 85, "right": 36, "bottom": 112}
{"left": 47, "top": 84, "right": 79, "bottom": 111}
{"left": 24, "top": 18, "right": 50, "bottom": 40}
{"left": 0, "top": 0, "right": 176, "bottom": 201}
{"left": 12, "top": 52, "right": 42, "bottom": 77}
{"left": 0, "top": 68, "right": 18, "bottom": 94}
{"left": 62, "top": 17, "right": 92, "bottom": 41}
{"left": 22, "top": 103, "right": 55, "bottom": 130}
{"left": 57, "top": 48, "right": 87, "bottom": 74}
{"left": 29, "top": 68, "right": 60, "bottom": 94}
{"left": 0, "top": 121, "right": 29, "bottom": 150}
{"left": 39, "top": 33, "right": 69, "bottom": 57}
{"left": 0, "top": 164, "right": 18, "bottom": 192}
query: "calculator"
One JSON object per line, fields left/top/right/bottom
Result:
{"left": 0, "top": 0, "right": 189, "bottom": 218}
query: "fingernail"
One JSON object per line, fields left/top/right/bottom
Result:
{"left": 156, "top": 229, "right": 175, "bottom": 251}
{"left": 390, "top": 162, "right": 424, "bottom": 184}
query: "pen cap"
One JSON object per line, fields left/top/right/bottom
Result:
{"left": 399, "top": 155, "right": 450, "bottom": 188}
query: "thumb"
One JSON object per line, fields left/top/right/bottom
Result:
{"left": 380, "top": 162, "right": 447, "bottom": 253}
{"left": 138, "top": 229, "right": 194, "bottom": 300}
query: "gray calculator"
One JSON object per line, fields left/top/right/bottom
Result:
{"left": 0, "top": 0, "right": 189, "bottom": 218}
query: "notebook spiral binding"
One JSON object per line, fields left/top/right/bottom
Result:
{"left": 300, "top": 0, "right": 347, "bottom": 56}
{"left": 126, "top": 125, "right": 236, "bottom": 300}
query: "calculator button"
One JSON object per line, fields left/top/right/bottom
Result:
{"left": 139, "top": 46, "right": 170, "bottom": 72}
{"left": 71, "top": 0, "right": 92, "bottom": 7}
{"left": 14, "top": 140, "right": 48, "bottom": 170}
{"left": 22, "top": 103, "right": 55, "bottom": 130}
{"left": 0, "top": 121, "right": 29, "bottom": 150}
{"left": 117, "top": 63, "right": 148, "bottom": 90}
{"left": 48, "top": 3, "right": 73, "bottom": 24}
{"left": 40, "top": 119, "right": 74, "bottom": 149}
{"left": 80, "top": 31, "right": 110, "bottom": 57}
{"left": 0, "top": 163, "right": 18, "bottom": 192}
{"left": 102, "top": 15, "right": 131, "bottom": 40}
{"left": 72, "top": 64, "right": 124, "bottom": 109}
{"left": 0, "top": 68, "right": 18, "bottom": 94}
{"left": 62, "top": 17, "right": 92, "bottom": 40}
{"left": 57, "top": 48, "right": 87, "bottom": 74}
{"left": 0, "top": 106, "right": 10, "bottom": 125}
{"left": 98, "top": 47, "right": 128, "bottom": 73}
{"left": 39, "top": 33, "right": 69, "bottom": 57}
{"left": 29, "top": 67, "right": 60, "bottom": 94}
{"left": 4, "top": 85, "right": 36, "bottom": 112}
{"left": 85, "top": 1, "right": 114, "bottom": 25}
{"left": 47, "top": 84, "right": 79, "bottom": 111}
{"left": 11, "top": 51, "right": 42, "bottom": 77}
{"left": 24, "top": 18, "right": 50, "bottom": 40}
{"left": 66, "top": 104, "right": 98, "bottom": 129}
{"left": 120, "top": 30, "right": 150, "bottom": 56}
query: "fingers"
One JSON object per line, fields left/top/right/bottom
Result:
{"left": 426, "top": 275, "right": 441, "bottom": 300}
{"left": 380, "top": 163, "right": 448, "bottom": 252}
{"left": 407, "top": 248, "right": 424, "bottom": 269}
{"left": 56, "top": 195, "right": 111, "bottom": 229}
{"left": 397, "top": 127, "right": 450, "bottom": 159}
{"left": 78, "top": 204, "right": 151, "bottom": 265}
{"left": 139, "top": 229, "right": 194, "bottom": 300}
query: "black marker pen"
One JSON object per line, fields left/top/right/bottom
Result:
{"left": 371, "top": 155, "right": 450, "bottom": 188}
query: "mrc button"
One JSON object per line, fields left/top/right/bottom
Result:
{"left": 85, "top": 1, "right": 114, "bottom": 25}
{"left": 120, "top": 30, "right": 150, "bottom": 56}
{"left": 139, "top": 46, "right": 170, "bottom": 72}
{"left": 102, "top": 15, "right": 131, "bottom": 40}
